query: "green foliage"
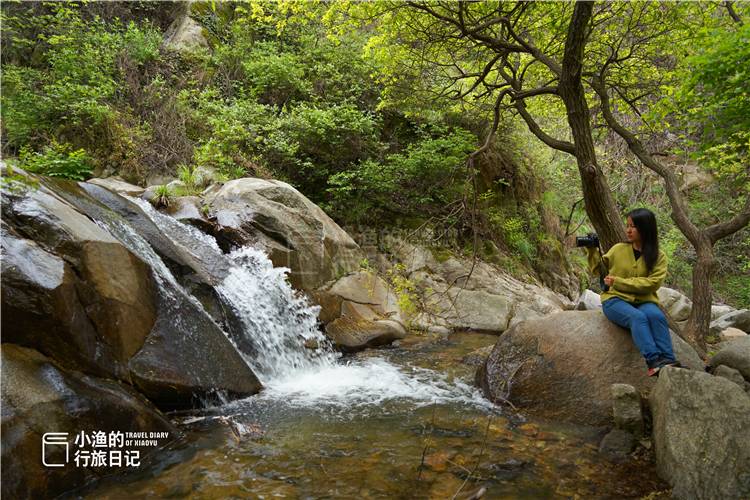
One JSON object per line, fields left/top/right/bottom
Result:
{"left": 241, "top": 42, "right": 310, "bottom": 106}
{"left": 19, "top": 142, "right": 93, "bottom": 181}
{"left": 267, "top": 102, "right": 381, "bottom": 196}
{"left": 1, "top": 3, "right": 162, "bottom": 173}
{"left": 327, "top": 128, "right": 475, "bottom": 221}
{"left": 386, "top": 263, "right": 418, "bottom": 321}
{"left": 177, "top": 164, "right": 202, "bottom": 195}
{"left": 150, "top": 184, "right": 174, "bottom": 208}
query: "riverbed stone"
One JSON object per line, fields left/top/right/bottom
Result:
{"left": 649, "top": 367, "right": 750, "bottom": 499}
{"left": 598, "top": 429, "right": 635, "bottom": 463}
{"left": 611, "top": 384, "right": 643, "bottom": 437}
{"left": 707, "top": 336, "right": 750, "bottom": 380}
{"left": 712, "top": 304, "right": 735, "bottom": 321}
{"left": 1, "top": 223, "right": 128, "bottom": 380}
{"left": 4, "top": 173, "right": 263, "bottom": 410}
{"left": 1, "top": 344, "right": 179, "bottom": 500}
{"left": 314, "top": 271, "right": 406, "bottom": 351}
{"left": 713, "top": 365, "right": 747, "bottom": 389}
{"left": 87, "top": 177, "right": 144, "bottom": 196}
{"left": 711, "top": 309, "right": 750, "bottom": 335}
{"left": 476, "top": 310, "right": 702, "bottom": 426}
{"left": 720, "top": 327, "right": 748, "bottom": 342}
{"left": 205, "top": 178, "right": 363, "bottom": 290}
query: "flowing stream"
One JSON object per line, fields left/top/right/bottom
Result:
{"left": 75, "top": 197, "right": 665, "bottom": 499}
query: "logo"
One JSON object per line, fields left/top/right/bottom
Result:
{"left": 42, "top": 433, "right": 69, "bottom": 467}
{"left": 41, "top": 430, "right": 170, "bottom": 468}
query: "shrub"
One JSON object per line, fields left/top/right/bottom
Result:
{"left": 150, "top": 184, "right": 173, "bottom": 208}
{"left": 19, "top": 142, "right": 94, "bottom": 181}
{"left": 327, "top": 127, "right": 476, "bottom": 222}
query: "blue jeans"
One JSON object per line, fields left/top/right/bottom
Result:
{"left": 602, "top": 297, "right": 676, "bottom": 367}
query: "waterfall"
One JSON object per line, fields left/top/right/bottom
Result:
{"left": 215, "top": 247, "right": 339, "bottom": 382}
{"left": 120, "top": 197, "right": 338, "bottom": 383}
{"left": 86, "top": 191, "right": 488, "bottom": 410}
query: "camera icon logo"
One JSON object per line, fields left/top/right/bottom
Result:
{"left": 42, "top": 432, "right": 69, "bottom": 467}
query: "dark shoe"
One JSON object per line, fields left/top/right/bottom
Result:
{"left": 657, "top": 358, "right": 681, "bottom": 369}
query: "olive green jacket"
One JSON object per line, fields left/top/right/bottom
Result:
{"left": 587, "top": 242, "right": 667, "bottom": 304}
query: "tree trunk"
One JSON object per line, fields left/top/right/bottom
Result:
{"left": 683, "top": 237, "right": 716, "bottom": 354}
{"left": 559, "top": 1, "right": 625, "bottom": 250}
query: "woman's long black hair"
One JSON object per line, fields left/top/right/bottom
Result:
{"left": 627, "top": 208, "right": 659, "bottom": 273}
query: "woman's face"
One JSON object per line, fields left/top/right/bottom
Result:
{"left": 626, "top": 216, "right": 641, "bottom": 244}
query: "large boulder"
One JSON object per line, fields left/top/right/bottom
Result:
{"left": 87, "top": 177, "right": 144, "bottom": 197}
{"left": 206, "top": 178, "right": 363, "bottom": 290}
{"left": 381, "top": 237, "right": 572, "bottom": 334}
{"left": 2, "top": 177, "right": 157, "bottom": 381}
{"left": 707, "top": 336, "right": 750, "bottom": 380}
{"left": 574, "top": 289, "right": 602, "bottom": 311}
{"left": 476, "top": 310, "right": 702, "bottom": 426}
{"left": 649, "top": 367, "right": 750, "bottom": 499}
{"left": 161, "top": 3, "right": 209, "bottom": 53}
{"left": 1, "top": 344, "right": 179, "bottom": 499}
{"left": 2, "top": 173, "right": 262, "bottom": 409}
{"left": 314, "top": 271, "right": 406, "bottom": 351}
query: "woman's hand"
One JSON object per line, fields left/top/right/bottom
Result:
{"left": 604, "top": 275, "right": 616, "bottom": 287}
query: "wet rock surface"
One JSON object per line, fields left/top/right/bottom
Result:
{"left": 2, "top": 173, "right": 262, "bottom": 410}
{"left": 1, "top": 344, "right": 179, "bottom": 500}
{"left": 2, "top": 179, "right": 157, "bottom": 381}
{"left": 205, "top": 178, "right": 363, "bottom": 290}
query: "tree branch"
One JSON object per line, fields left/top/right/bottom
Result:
{"left": 514, "top": 100, "right": 575, "bottom": 155}
{"left": 706, "top": 197, "right": 750, "bottom": 243}
{"left": 724, "top": 1, "right": 744, "bottom": 25}
{"left": 591, "top": 77, "right": 704, "bottom": 245}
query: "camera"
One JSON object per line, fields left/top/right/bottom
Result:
{"left": 576, "top": 233, "right": 600, "bottom": 248}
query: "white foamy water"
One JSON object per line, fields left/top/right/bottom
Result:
{"left": 216, "top": 247, "right": 339, "bottom": 382}
{"left": 258, "top": 357, "right": 491, "bottom": 410}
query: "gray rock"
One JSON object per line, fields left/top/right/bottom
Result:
{"left": 712, "top": 304, "right": 735, "bottom": 321}
{"left": 720, "top": 327, "right": 748, "bottom": 342}
{"left": 611, "top": 384, "right": 643, "bottom": 437}
{"left": 575, "top": 289, "right": 602, "bottom": 310}
{"left": 714, "top": 365, "right": 747, "bottom": 388}
{"left": 2, "top": 179, "right": 157, "bottom": 381}
{"left": 649, "top": 367, "right": 750, "bottom": 500}
{"left": 313, "top": 271, "right": 406, "bottom": 351}
{"left": 162, "top": 4, "right": 209, "bottom": 53}
{"left": 657, "top": 287, "right": 692, "bottom": 322}
{"left": 1, "top": 344, "right": 179, "bottom": 499}
{"left": 206, "top": 178, "right": 363, "bottom": 290}
{"left": 598, "top": 429, "right": 635, "bottom": 463}
{"left": 3, "top": 174, "right": 262, "bottom": 409}
{"left": 462, "top": 346, "right": 495, "bottom": 367}
{"left": 476, "top": 311, "right": 702, "bottom": 426}
{"left": 711, "top": 309, "right": 750, "bottom": 335}
{"left": 87, "top": 177, "right": 144, "bottom": 196}
{"left": 708, "top": 336, "right": 750, "bottom": 380}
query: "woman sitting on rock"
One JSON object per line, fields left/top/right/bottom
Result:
{"left": 588, "top": 208, "right": 680, "bottom": 377}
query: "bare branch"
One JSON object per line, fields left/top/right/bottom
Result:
{"left": 724, "top": 1, "right": 744, "bottom": 25}
{"left": 514, "top": 100, "right": 575, "bottom": 155}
